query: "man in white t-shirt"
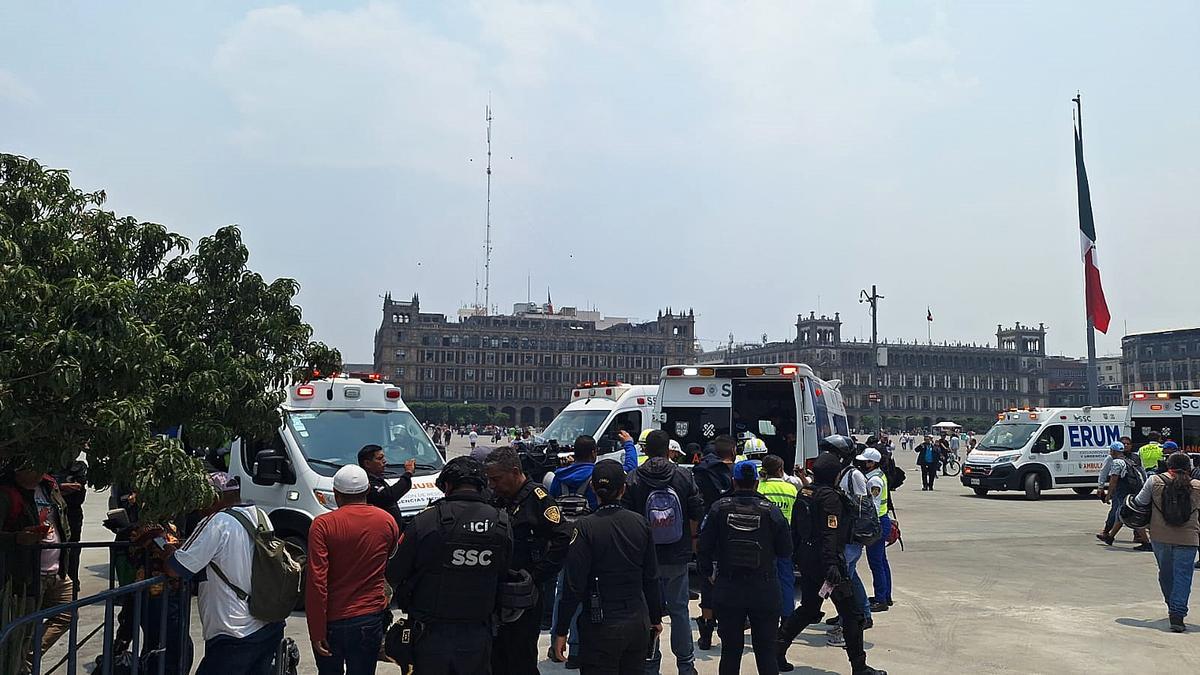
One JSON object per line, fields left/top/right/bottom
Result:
{"left": 166, "top": 473, "right": 284, "bottom": 675}
{"left": 469, "top": 429, "right": 479, "bottom": 449}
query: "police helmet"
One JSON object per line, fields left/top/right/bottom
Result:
{"left": 742, "top": 437, "right": 768, "bottom": 457}
{"left": 638, "top": 429, "right": 654, "bottom": 445}
{"left": 435, "top": 456, "right": 487, "bottom": 492}
{"left": 498, "top": 568, "right": 537, "bottom": 623}
{"left": 820, "top": 434, "right": 855, "bottom": 457}
{"left": 1119, "top": 494, "right": 1151, "bottom": 529}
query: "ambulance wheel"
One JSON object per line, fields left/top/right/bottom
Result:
{"left": 1072, "top": 487, "right": 1095, "bottom": 496}
{"left": 285, "top": 534, "right": 308, "bottom": 611}
{"left": 1023, "top": 473, "right": 1043, "bottom": 501}
{"left": 972, "top": 487, "right": 989, "bottom": 497}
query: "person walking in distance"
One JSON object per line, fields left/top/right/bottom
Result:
{"left": 698, "top": 461, "right": 792, "bottom": 675}
{"left": 690, "top": 435, "right": 736, "bottom": 649}
{"left": 1131, "top": 452, "right": 1200, "bottom": 632}
{"left": 757, "top": 455, "right": 800, "bottom": 627}
{"left": 622, "top": 430, "right": 704, "bottom": 675}
{"left": 484, "top": 447, "right": 571, "bottom": 675}
{"left": 306, "top": 465, "right": 399, "bottom": 675}
{"left": 390, "top": 457, "right": 513, "bottom": 673}
{"left": 777, "top": 452, "right": 887, "bottom": 675}
{"left": 915, "top": 435, "right": 939, "bottom": 491}
{"left": 357, "top": 444, "right": 416, "bottom": 530}
{"left": 470, "top": 429, "right": 479, "bottom": 450}
{"left": 553, "top": 460, "right": 663, "bottom": 675}
{"left": 859, "top": 449, "right": 894, "bottom": 612}
{"left": 946, "top": 434, "right": 961, "bottom": 476}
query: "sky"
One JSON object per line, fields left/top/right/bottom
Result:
{"left": 2, "top": 1, "right": 1197, "bottom": 362}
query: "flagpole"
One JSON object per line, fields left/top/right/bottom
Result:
{"left": 1075, "top": 92, "right": 1100, "bottom": 407}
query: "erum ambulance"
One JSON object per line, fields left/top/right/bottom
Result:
{"left": 536, "top": 381, "right": 658, "bottom": 464}
{"left": 652, "top": 363, "right": 848, "bottom": 471}
{"left": 961, "top": 406, "right": 1129, "bottom": 499}
{"left": 1128, "top": 390, "right": 1200, "bottom": 453}
{"left": 228, "top": 373, "right": 446, "bottom": 555}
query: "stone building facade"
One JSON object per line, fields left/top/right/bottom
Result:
{"left": 1121, "top": 327, "right": 1200, "bottom": 396}
{"left": 698, "top": 312, "right": 1049, "bottom": 429}
{"left": 372, "top": 293, "right": 695, "bottom": 426}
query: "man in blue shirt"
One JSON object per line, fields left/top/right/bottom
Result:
{"left": 915, "top": 435, "right": 940, "bottom": 491}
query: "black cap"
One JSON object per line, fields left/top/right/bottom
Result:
{"left": 437, "top": 456, "right": 487, "bottom": 491}
{"left": 591, "top": 459, "right": 626, "bottom": 492}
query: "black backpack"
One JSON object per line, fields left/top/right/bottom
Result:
{"left": 886, "top": 462, "right": 907, "bottom": 491}
{"left": 836, "top": 467, "right": 881, "bottom": 547}
{"left": 1158, "top": 474, "right": 1197, "bottom": 527}
{"left": 556, "top": 478, "right": 593, "bottom": 524}
{"left": 1119, "top": 460, "right": 1145, "bottom": 494}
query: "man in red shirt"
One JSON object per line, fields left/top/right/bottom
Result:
{"left": 306, "top": 464, "right": 400, "bottom": 675}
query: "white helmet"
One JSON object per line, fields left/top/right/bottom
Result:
{"left": 743, "top": 437, "right": 768, "bottom": 457}
{"left": 668, "top": 439, "right": 682, "bottom": 456}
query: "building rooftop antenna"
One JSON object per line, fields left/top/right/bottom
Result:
{"left": 483, "top": 101, "right": 494, "bottom": 315}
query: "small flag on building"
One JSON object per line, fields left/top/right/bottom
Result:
{"left": 927, "top": 307, "right": 933, "bottom": 322}
{"left": 1074, "top": 113, "right": 1111, "bottom": 334}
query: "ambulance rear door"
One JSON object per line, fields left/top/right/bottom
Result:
{"left": 656, "top": 376, "right": 732, "bottom": 448}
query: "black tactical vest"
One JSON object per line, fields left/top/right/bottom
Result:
{"left": 715, "top": 495, "right": 775, "bottom": 577}
{"left": 407, "top": 499, "right": 511, "bottom": 622}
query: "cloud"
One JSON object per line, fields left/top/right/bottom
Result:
{"left": 0, "top": 69, "right": 38, "bottom": 105}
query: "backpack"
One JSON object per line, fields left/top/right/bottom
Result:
{"left": 886, "top": 463, "right": 907, "bottom": 491}
{"left": 209, "top": 507, "right": 306, "bottom": 623}
{"left": 836, "top": 467, "right": 881, "bottom": 547}
{"left": 556, "top": 478, "right": 593, "bottom": 524}
{"left": 645, "top": 485, "right": 685, "bottom": 545}
{"left": 1158, "top": 474, "right": 1197, "bottom": 527}
{"left": 1119, "top": 460, "right": 1145, "bottom": 494}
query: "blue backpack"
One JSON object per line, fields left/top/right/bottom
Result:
{"left": 645, "top": 486, "right": 685, "bottom": 545}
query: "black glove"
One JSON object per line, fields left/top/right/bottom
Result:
{"left": 825, "top": 565, "right": 845, "bottom": 586}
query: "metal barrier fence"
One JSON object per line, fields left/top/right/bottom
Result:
{"left": 0, "top": 541, "right": 192, "bottom": 675}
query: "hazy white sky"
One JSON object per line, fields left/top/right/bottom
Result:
{"left": 3, "top": 1, "right": 1197, "bottom": 362}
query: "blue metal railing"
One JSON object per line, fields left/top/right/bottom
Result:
{"left": 0, "top": 542, "right": 192, "bottom": 675}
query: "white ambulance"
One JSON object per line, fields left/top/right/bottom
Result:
{"left": 1128, "top": 390, "right": 1200, "bottom": 454}
{"left": 228, "top": 374, "right": 446, "bottom": 554}
{"left": 652, "top": 363, "right": 848, "bottom": 471}
{"left": 961, "top": 406, "right": 1129, "bottom": 499}
{"left": 536, "top": 381, "right": 658, "bottom": 462}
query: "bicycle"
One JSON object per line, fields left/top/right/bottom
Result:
{"left": 941, "top": 451, "right": 962, "bottom": 477}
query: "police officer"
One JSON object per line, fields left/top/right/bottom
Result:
{"left": 552, "top": 459, "right": 663, "bottom": 674}
{"left": 698, "top": 460, "right": 792, "bottom": 675}
{"left": 357, "top": 444, "right": 416, "bottom": 529}
{"left": 390, "top": 456, "right": 513, "bottom": 674}
{"left": 483, "top": 447, "right": 570, "bottom": 674}
{"left": 777, "top": 451, "right": 887, "bottom": 675}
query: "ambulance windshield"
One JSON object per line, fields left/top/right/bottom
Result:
{"left": 977, "top": 423, "right": 1040, "bottom": 451}
{"left": 538, "top": 409, "right": 610, "bottom": 446}
{"left": 286, "top": 410, "right": 445, "bottom": 476}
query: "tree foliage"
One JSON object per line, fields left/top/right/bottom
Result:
{"left": 407, "top": 402, "right": 507, "bottom": 426}
{"left": 0, "top": 154, "right": 340, "bottom": 520}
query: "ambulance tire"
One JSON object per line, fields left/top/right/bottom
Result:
{"left": 972, "top": 487, "right": 989, "bottom": 497}
{"left": 1022, "top": 473, "right": 1043, "bottom": 501}
{"left": 1072, "top": 487, "right": 1095, "bottom": 496}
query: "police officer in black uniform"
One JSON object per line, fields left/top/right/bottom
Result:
{"left": 776, "top": 451, "right": 887, "bottom": 675}
{"left": 553, "top": 459, "right": 663, "bottom": 674}
{"left": 483, "top": 446, "right": 570, "bottom": 674}
{"left": 390, "top": 456, "right": 513, "bottom": 674}
{"left": 358, "top": 444, "right": 416, "bottom": 529}
{"left": 698, "top": 460, "right": 792, "bottom": 675}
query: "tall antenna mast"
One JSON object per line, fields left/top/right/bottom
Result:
{"left": 483, "top": 103, "right": 494, "bottom": 315}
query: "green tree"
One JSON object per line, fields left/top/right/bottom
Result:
{"left": 0, "top": 154, "right": 339, "bottom": 520}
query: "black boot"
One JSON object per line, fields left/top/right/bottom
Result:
{"left": 852, "top": 655, "right": 888, "bottom": 674}
{"left": 696, "top": 617, "right": 714, "bottom": 650}
{"left": 775, "top": 639, "right": 794, "bottom": 672}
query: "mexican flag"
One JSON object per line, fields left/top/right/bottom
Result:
{"left": 1074, "top": 122, "right": 1111, "bottom": 334}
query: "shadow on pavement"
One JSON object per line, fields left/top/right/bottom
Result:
{"left": 1115, "top": 617, "right": 1174, "bottom": 632}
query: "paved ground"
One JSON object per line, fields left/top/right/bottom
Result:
{"left": 55, "top": 436, "right": 1198, "bottom": 673}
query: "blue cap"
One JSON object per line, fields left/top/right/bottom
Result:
{"left": 733, "top": 460, "right": 758, "bottom": 481}
{"left": 1163, "top": 441, "right": 1179, "bottom": 450}
{"left": 1109, "top": 441, "right": 1125, "bottom": 451}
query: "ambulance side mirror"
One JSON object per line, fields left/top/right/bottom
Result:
{"left": 1032, "top": 440, "right": 1049, "bottom": 454}
{"left": 253, "top": 450, "right": 294, "bottom": 486}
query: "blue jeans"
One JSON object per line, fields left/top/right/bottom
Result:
{"left": 314, "top": 612, "right": 386, "bottom": 675}
{"left": 844, "top": 543, "right": 870, "bottom": 620}
{"left": 646, "top": 563, "right": 696, "bottom": 675}
{"left": 1151, "top": 543, "right": 1198, "bottom": 618}
{"left": 776, "top": 557, "right": 795, "bottom": 618}
{"left": 552, "top": 569, "right": 580, "bottom": 651}
{"left": 865, "top": 516, "right": 893, "bottom": 604}
{"left": 196, "top": 621, "right": 285, "bottom": 675}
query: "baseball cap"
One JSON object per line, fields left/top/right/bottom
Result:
{"left": 208, "top": 472, "right": 240, "bottom": 493}
{"left": 333, "top": 465, "right": 370, "bottom": 495}
{"left": 856, "top": 448, "right": 882, "bottom": 463}
{"left": 591, "top": 459, "right": 627, "bottom": 491}
{"left": 733, "top": 460, "right": 759, "bottom": 481}
{"left": 1109, "top": 441, "right": 1125, "bottom": 452}
{"left": 1163, "top": 441, "right": 1179, "bottom": 450}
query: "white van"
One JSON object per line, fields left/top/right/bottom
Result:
{"left": 1128, "top": 390, "right": 1200, "bottom": 454}
{"left": 536, "top": 381, "right": 658, "bottom": 463}
{"left": 961, "top": 406, "right": 1129, "bottom": 499}
{"left": 228, "top": 374, "right": 446, "bottom": 554}
{"left": 652, "top": 363, "right": 848, "bottom": 471}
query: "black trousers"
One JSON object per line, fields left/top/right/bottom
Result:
{"left": 577, "top": 615, "right": 650, "bottom": 675}
{"left": 491, "top": 593, "right": 543, "bottom": 675}
{"left": 414, "top": 622, "right": 493, "bottom": 675}
{"left": 782, "top": 573, "right": 866, "bottom": 668}
{"left": 714, "top": 605, "right": 780, "bottom": 675}
{"left": 921, "top": 465, "right": 938, "bottom": 489}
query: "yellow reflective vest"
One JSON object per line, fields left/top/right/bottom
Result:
{"left": 758, "top": 477, "right": 798, "bottom": 523}
{"left": 867, "top": 468, "right": 889, "bottom": 517}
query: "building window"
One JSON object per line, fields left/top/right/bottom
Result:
{"left": 394, "top": 367, "right": 405, "bottom": 378}
{"left": 394, "top": 349, "right": 405, "bottom": 359}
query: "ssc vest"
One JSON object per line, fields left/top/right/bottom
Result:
{"left": 757, "top": 479, "right": 798, "bottom": 523}
{"left": 867, "top": 469, "right": 889, "bottom": 518}
{"left": 715, "top": 496, "right": 775, "bottom": 576}
{"left": 407, "top": 500, "right": 511, "bottom": 622}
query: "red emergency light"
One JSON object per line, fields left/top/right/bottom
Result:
{"left": 385, "top": 389, "right": 401, "bottom": 400}
{"left": 295, "top": 385, "right": 315, "bottom": 399}
{"left": 689, "top": 387, "right": 705, "bottom": 395}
